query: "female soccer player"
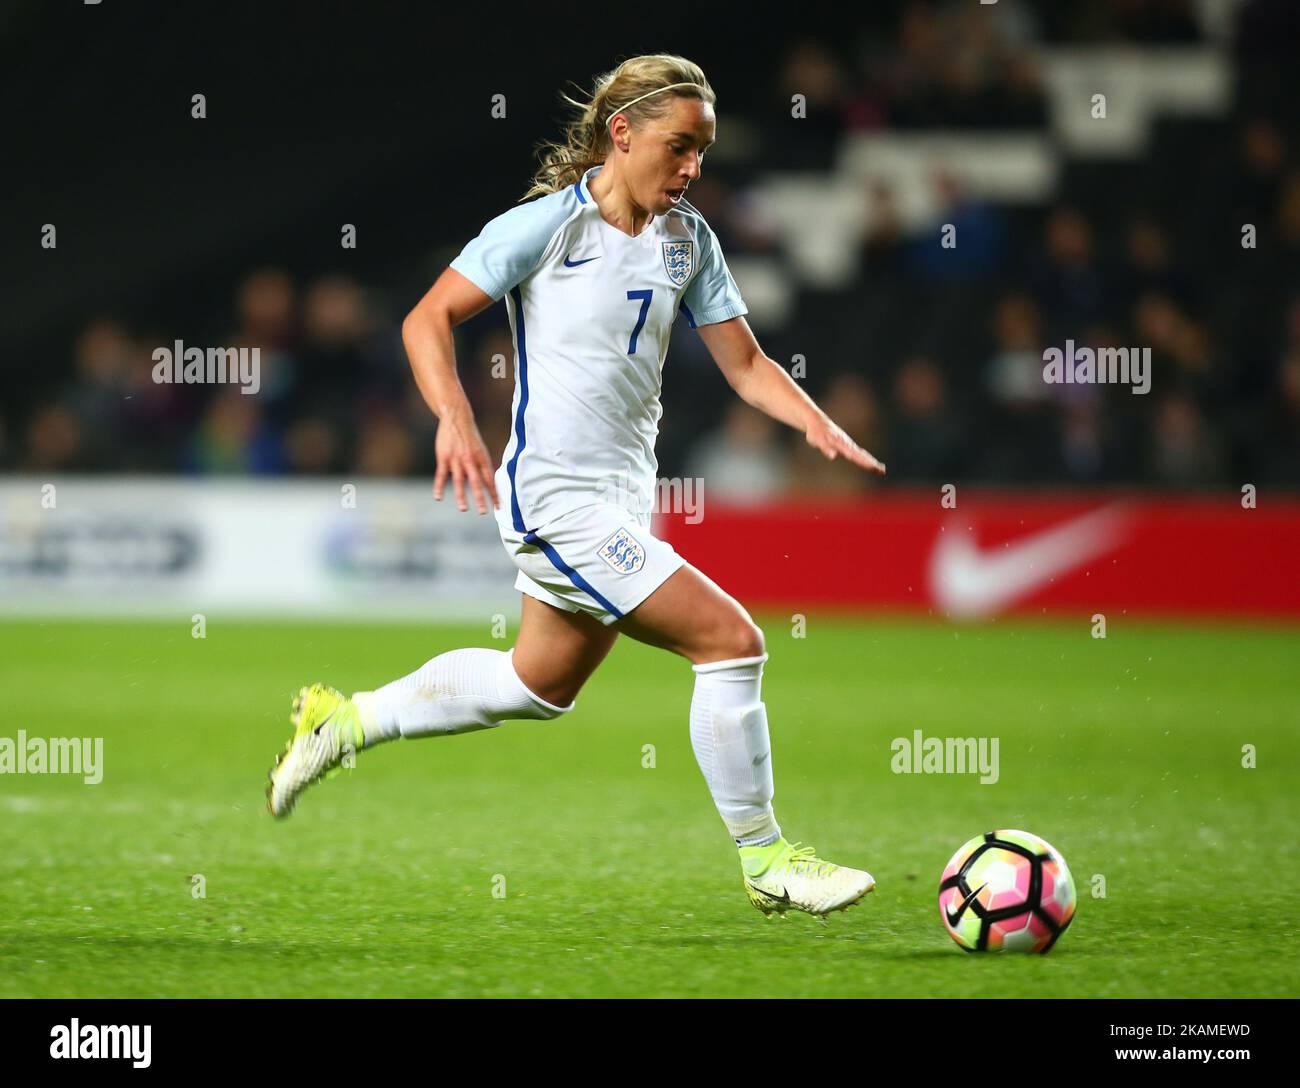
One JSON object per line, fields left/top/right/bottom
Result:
{"left": 267, "top": 54, "right": 886, "bottom": 918}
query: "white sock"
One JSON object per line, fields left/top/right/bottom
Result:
{"left": 352, "top": 647, "right": 571, "bottom": 744}
{"left": 689, "top": 653, "right": 782, "bottom": 847}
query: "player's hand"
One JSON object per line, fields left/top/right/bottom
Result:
{"left": 805, "top": 412, "right": 886, "bottom": 475}
{"left": 433, "top": 405, "right": 501, "bottom": 513}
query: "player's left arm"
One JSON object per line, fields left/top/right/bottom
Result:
{"left": 696, "top": 316, "right": 886, "bottom": 475}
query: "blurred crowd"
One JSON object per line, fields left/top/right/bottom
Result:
{"left": 10, "top": 273, "right": 434, "bottom": 478}
{"left": 4, "top": 0, "right": 1298, "bottom": 497}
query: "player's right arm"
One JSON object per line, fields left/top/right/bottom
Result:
{"left": 409, "top": 194, "right": 572, "bottom": 513}
{"left": 402, "top": 268, "right": 501, "bottom": 515}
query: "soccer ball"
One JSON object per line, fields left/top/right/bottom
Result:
{"left": 938, "top": 829, "right": 1075, "bottom": 953}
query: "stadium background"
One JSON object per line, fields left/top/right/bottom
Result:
{"left": 5, "top": 0, "right": 1299, "bottom": 492}
{"left": 0, "top": 0, "right": 1297, "bottom": 1000}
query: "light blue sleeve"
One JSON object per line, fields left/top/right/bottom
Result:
{"left": 680, "top": 219, "right": 748, "bottom": 328}
{"left": 449, "top": 196, "right": 571, "bottom": 302}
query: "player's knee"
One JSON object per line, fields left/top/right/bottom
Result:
{"left": 501, "top": 650, "right": 577, "bottom": 721}
{"left": 724, "top": 619, "right": 765, "bottom": 661}
{"left": 510, "top": 676, "right": 577, "bottom": 721}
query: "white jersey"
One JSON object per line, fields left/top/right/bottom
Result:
{"left": 449, "top": 164, "right": 747, "bottom": 534}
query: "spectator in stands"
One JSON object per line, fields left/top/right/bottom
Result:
{"left": 230, "top": 268, "right": 300, "bottom": 426}
{"left": 1249, "top": 349, "right": 1300, "bottom": 483}
{"left": 236, "top": 268, "right": 297, "bottom": 352}
{"left": 787, "top": 371, "right": 884, "bottom": 495}
{"left": 986, "top": 291, "right": 1049, "bottom": 408}
{"left": 863, "top": 0, "right": 1047, "bottom": 129}
{"left": 888, "top": 354, "right": 964, "bottom": 480}
{"left": 981, "top": 292, "right": 1056, "bottom": 481}
{"left": 355, "top": 406, "right": 419, "bottom": 477}
{"left": 282, "top": 416, "right": 347, "bottom": 475}
{"left": 1049, "top": 323, "right": 1136, "bottom": 483}
{"left": 1111, "top": 215, "right": 1193, "bottom": 313}
{"left": 775, "top": 38, "right": 852, "bottom": 169}
{"left": 997, "top": 50, "right": 1049, "bottom": 129}
{"left": 904, "top": 170, "right": 1005, "bottom": 280}
{"left": 1148, "top": 391, "right": 1226, "bottom": 486}
{"left": 21, "top": 404, "right": 84, "bottom": 472}
{"left": 1056, "top": 399, "right": 1110, "bottom": 482}
{"left": 61, "top": 319, "right": 133, "bottom": 467}
{"left": 186, "top": 389, "right": 282, "bottom": 475}
{"left": 685, "top": 400, "right": 791, "bottom": 504}
{"left": 1232, "top": 119, "right": 1288, "bottom": 227}
{"left": 120, "top": 328, "right": 194, "bottom": 471}
{"left": 1033, "top": 206, "right": 1107, "bottom": 333}
{"left": 859, "top": 180, "right": 904, "bottom": 281}
{"left": 297, "top": 276, "right": 382, "bottom": 426}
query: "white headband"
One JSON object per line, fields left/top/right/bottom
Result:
{"left": 606, "top": 82, "right": 702, "bottom": 129}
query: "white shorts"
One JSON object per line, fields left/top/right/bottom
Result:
{"left": 497, "top": 503, "right": 687, "bottom": 625}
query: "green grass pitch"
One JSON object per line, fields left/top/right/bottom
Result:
{"left": 1, "top": 615, "right": 1296, "bottom": 997}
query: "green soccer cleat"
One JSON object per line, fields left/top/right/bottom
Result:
{"left": 266, "top": 683, "right": 364, "bottom": 819}
{"left": 740, "top": 838, "right": 875, "bottom": 918}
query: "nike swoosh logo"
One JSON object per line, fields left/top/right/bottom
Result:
{"left": 929, "top": 504, "right": 1127, "bottom": 619}
{"left": 563, "top": 254, "right": 601, "bottom": 267}
{"left": 748, "top": 882, "right": 790, "bottom": 905}
{"left": 945, "top": 882, "right": 987, "bottom": 926}
{"left": 313, "top": 708, "right": 337, "bottom": 736}
{"left": 751, "top": 750, "right": 769, "bottom": 768}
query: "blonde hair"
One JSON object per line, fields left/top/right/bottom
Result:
{"left": 521, "top": 54, "right": 715, "bottom": 202}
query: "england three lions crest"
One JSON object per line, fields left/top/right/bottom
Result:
{"left": 596, "top": 528, "right": 645, "bottom": 575}
{"left": 662, "top": 240, "right": 693, "bottom": 286}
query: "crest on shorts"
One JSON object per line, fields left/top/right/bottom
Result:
{"left": 662, "top": 240, "right": 693, "bottom": 286}
{"left": 597, "top": 528, "right": 645, "bottom": 575}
